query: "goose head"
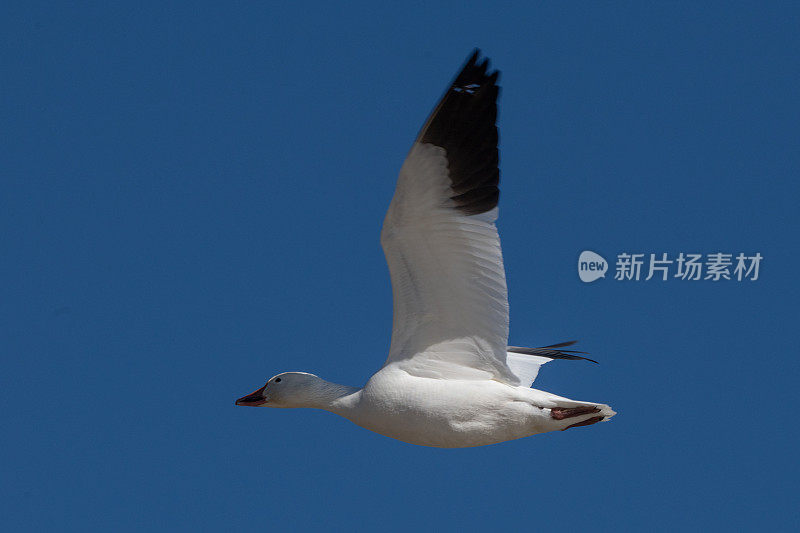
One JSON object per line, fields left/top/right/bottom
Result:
{"left": 235, "top": 372, "right": 328, "bottom": 408}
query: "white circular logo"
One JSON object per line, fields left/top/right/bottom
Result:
{"left": 578, "top": 251, "right": 607, "bottom": 283}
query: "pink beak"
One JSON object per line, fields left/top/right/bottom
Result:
{"left": 235, "top": 384, "right": 268, "bottom": 406}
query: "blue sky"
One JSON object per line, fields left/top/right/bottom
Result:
{"left": 3, "top": 2, "right": 799, "bottom": 531}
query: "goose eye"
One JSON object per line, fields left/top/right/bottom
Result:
{"left": 274, "top": 377, "right": 282, "bottom": 383}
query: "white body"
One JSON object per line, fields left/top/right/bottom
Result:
{"left": 329, "top": 367, "right": 614, "bottom": 448}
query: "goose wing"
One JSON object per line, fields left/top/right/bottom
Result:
{"left": 380, "top": 50, "right": 517, "bottom": 383}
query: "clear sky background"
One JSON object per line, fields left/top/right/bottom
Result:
{"left": 3, "top": 2, "right": 799, "bottom": 531}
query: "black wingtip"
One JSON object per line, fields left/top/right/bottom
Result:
{"left": 508, "top": 342, "right": 600, "bottom": 365}
{"left": 418, "top": 48, "right": 501, "bottom": 217}
{"left": 539, "top": 340, "right": 579, "bottom": 349}
{"left": 454, "top": 49, "right": 498, "bottom": 84}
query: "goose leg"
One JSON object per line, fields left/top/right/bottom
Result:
{"left": 562, "top": 415, "right": 604, "bottom": 430}
{"left": 550, "top": 405, "right": 600, "bottom": 420}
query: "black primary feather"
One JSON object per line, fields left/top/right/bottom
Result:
{"left": 418, "top": 49, "right": 501, "bottom": 216}
{"left": 507, "top": 343, "right": 599, "bottom": 364}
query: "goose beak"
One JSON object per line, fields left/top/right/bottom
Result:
{"left": 235, "top": 384, "right": 268, "bottom": 406}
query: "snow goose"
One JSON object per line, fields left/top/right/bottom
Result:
{"left": 236, "top": 50, "right": 615, "bottom": 448}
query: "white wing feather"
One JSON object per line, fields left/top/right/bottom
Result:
{"left": 380, "top": 142, "right": 517, "bottom": 383}
{"left": 505, "top": 352, "right": 552, "bottom": 388}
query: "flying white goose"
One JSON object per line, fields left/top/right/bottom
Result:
{"left": 236, "top": 50, "right": 615, "bottom": 448}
